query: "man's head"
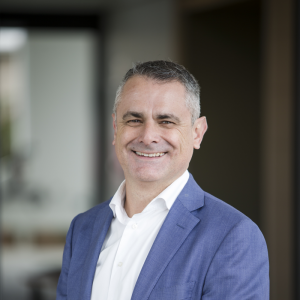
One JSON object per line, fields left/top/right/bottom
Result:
{"left": 112, "top": 60, "right": 207, "bottom": 187}
{"left": 114, "top": 61, "right": 200, "bottom": 124}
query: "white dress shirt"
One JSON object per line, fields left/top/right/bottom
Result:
{"left": 90, "top": 170, "right": 189, "bottom": 300}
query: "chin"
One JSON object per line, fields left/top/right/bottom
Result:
{"left": 132, "top": 168, "right": 165, "bottom": 183}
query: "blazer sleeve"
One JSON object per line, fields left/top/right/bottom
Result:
{"left": 56, "top": 216, "right": 78, "bottom": 300}
{"left": 202, "top": 218, "right": 269, "bottom": 300}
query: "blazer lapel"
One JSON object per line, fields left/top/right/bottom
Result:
{"left": 79, "top": 203, "right": 114, "bottom": 300}
{"left": 131, "top": 175, "right": 205, "bottom": 300}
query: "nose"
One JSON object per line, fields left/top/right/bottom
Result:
{"left": 138, "top": 121, "right": 160, "bottom": 145}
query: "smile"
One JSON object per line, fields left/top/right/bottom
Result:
{"left": 134, "top": 151, "right": 166, "bottom": 157}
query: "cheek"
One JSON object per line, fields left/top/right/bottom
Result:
{"left": 115, "top": 128, "right": 136, "bottom": 151}
{"left": 166, "top": 131, "right": 193, "bottom": 152}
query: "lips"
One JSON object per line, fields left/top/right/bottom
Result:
{"left": 133, "top": 151, "right": 166, "bottom": 157}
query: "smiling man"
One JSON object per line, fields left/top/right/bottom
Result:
{"left": 56, "top": 61, "right": 269, "bottom": 300}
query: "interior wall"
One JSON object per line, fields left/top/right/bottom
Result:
{"left": 182, "top": 0, "right": 261, "bottom": 225}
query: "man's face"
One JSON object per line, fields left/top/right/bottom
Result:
{"left": 112, "top": 76, "right": 207, "bottom": 186}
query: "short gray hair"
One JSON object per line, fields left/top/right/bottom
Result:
{"left": 113, "top": 60, "right": 200, "bottom": 124}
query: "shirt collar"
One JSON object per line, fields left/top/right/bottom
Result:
{"left": 109, "top": 180, "right": 127, "bottom": 222}
{"left": 109, "top": 170, "right": 189, "bottom": 222}
{"left": 151, "top": 170, "right": 189, "bottom": 210}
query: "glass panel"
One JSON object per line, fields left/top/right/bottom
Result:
{"left": 1, "top": 28, "right": 98, "bottom": 300}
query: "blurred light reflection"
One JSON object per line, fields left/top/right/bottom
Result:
{"left": 0, "top": 28, "right": 28, "bottom": 53}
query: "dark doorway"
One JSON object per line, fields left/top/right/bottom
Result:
{"left": 182, "top": 0, "right": 261, "bottom": 225}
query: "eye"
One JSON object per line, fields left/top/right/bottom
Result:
{"left": 161, "top": 120, "right": 174, "bottom": 125}
{"left": 127, "top": 119, "right": 142, "bottom": 124}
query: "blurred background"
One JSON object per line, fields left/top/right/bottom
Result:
{"left": 0, "top": 0, "right": 299, "bottom": 299}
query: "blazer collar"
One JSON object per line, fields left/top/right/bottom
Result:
{"left": 178, "top": 173, "right": 205, "bottom": 212}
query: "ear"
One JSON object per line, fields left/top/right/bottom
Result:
{"left": 112, "top": 113, "right": 117, "bottom": 145}
{"left": 193, "top": 116, "right": 208, "bottom": 149}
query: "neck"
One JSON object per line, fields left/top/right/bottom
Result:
{"left": 123, "top": 181, "right": 166, "bottom": 218}
{"left": 124, "top": 172, "right": 185, "bottom": 218}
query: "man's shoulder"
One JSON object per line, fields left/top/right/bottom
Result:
{"left": 185, "top": 174, "right": 263, "bottom": 238}
{"left": 70, "top": 198, "right": 112, "bottom": 231}
{"left": 197, "top": 190, "right": 264, "bottom": 242}
{"left": 186, "top": 174, "right": 253, "bottom": 222}
{"left": 203, "top": 191, "right": 248, "bottom": 222}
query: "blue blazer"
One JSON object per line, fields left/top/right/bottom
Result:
{"left": 56, "top": 174, "right": 269, "bottom": 300}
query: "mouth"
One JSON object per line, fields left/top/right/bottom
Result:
{"left": 133, "top": 151, "right": 167, "bottom": 157}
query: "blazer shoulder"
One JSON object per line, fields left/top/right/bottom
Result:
{"left": 205, "top": 191, "right": 248, "bottom": 219}
{"left": 198, "top": 191, "right": 263, "bottom": 238}
{"left": 184, "top": 174, "right": 262, "bottom": 234}
{"left": 71, "top": 198, "right": 112, "bottom": 233}
{"left": 186, "top": 174, "right": 256, "bottom": 228}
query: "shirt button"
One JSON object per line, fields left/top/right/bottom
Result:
{"left": 131, "top": 223, "right": 138, "bottom": 229}
{"left": 118, "top": 262, "right": 123, "bottom": 267}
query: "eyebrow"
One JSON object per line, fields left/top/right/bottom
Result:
{"left": 122, "top": 111, "right": 144, "bottom": 120}
{"left": 122, "top": 111, "right": 181, "bottom": 123}
{"left": 156, "top": 114, "right": 180, "bottom": 123}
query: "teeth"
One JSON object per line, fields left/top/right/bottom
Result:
{"left": 135, "top": 151, "right": 165, "bottom": 157}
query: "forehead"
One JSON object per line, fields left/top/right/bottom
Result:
{"left": 118, "top": 76, "right": 187, "bottom": 112}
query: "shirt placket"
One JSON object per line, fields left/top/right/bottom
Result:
{"left": 106, "top": 217, "right": 139, "bottom": 300}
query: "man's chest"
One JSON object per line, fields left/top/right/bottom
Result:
{"left": 68, "top": 217, "right": 212, "bottom": 300}
{"left": 90, "top": 208, "right": 170, "bottom": 300}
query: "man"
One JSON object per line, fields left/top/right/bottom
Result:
{"left": 56, "top": 60, "right": 269, "bottom": 300}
